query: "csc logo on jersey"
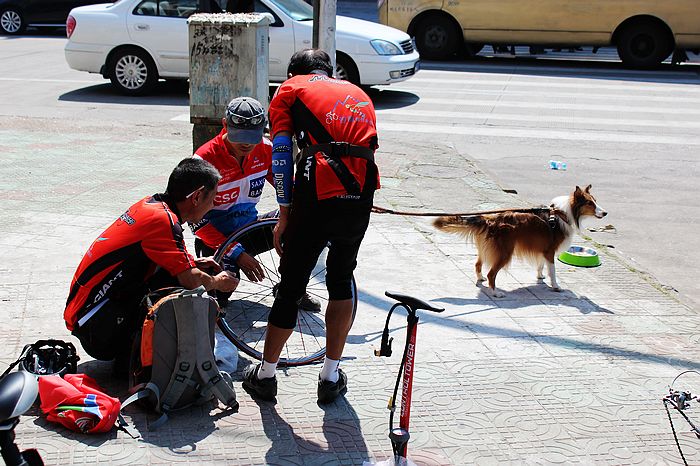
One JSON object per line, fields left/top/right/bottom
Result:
{"left": 215, "top": 186, "right": 240, "bottom": 205}
{"left": 249, "top": 176, "right": 265, "bottom": 198}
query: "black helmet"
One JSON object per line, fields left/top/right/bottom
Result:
{"left": 17, "top": 340, "right": 79, "bottom": 377}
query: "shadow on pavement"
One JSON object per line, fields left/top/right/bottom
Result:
{"left": 254, "top": 397, "right": 370, "bottom": 464}
{"left": 356, "top": 287, "right": 700, "bottom": 370}
{"left": 58, "top": 80, "right": 189, "bottom": 106}
{"left": 366, "top": 88, "right": 419, "bottom": 110}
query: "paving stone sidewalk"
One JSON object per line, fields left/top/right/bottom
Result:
{"left": 1, "top": 116, "right": 699, "bottom": 465}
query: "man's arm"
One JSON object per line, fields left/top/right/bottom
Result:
{"left": 271, "top": 130, "right": 293, "bottom": 255}
{"left": 177, "top": 267, "right": 238, "bottom": 292}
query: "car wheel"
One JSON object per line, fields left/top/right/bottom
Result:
{"left": 617, "top": 21, "right": 673, "bottom": 69}
{"left": 335, "top": 54, "right": 360, "bottom": 85}
{"left": 0, "top": 8, "right": 25, "bottom": 35}
{"left": 109, "top": 47, "right": 158, "bottom": 96}
{"left": 414, "top": 14, "right": 461, "bottom": 60}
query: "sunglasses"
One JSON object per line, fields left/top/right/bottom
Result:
{"left": 185, "top": 185, "right": 205, "bottom": 199}
{"left": 227, "top": 111, "right": 265, "bottom": 127}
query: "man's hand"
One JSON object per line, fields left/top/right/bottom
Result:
{"left": 215, "top": 271, "right": 239, "bottom": 292}
{"left": 273, "top": 213, "right": 288, "bottom": 256}
{"left": 195, "top": 256, "right": 222, "bottom": 273}
{"left": 236, "top": 252, "right": 264, "bottom": 282}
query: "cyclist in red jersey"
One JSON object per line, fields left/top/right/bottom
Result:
{"left": 192, "top": 97, "right": 321, "bottom": 310}
{"left": 191, "top": 97, "right": 274, "bottom": 292}
{"left": 64, "top": 158, "right": 239, "bottom": 372}
{"left": 243, "top": 49, "right": 380, "bottom": 404}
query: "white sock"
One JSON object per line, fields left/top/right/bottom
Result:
{"left": 320, "top": 357, "right": 340, "bottom": 383}
{"left": 258, "top": 359, "right": 277, "bottom": 379}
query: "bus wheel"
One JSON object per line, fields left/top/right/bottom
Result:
{"left": 414, "top": 14, "right": 461, "bottom": 60}
{"left": 617, "top": 22, "right": 673, "bottom": 69}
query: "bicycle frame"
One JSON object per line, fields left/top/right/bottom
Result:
{"left": 377, "top": 292, "right": 444, "bottom": 462}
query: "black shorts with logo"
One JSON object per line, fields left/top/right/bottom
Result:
{"left": 269, "top": 193, "right": 373, "bottom": 329}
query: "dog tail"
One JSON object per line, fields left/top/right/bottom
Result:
{"left": 433, "top": 215, "right": 486, "bottom": 239}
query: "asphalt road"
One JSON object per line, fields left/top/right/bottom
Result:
{"left": 1, "top": 30, "right": 699, "bottom": 309}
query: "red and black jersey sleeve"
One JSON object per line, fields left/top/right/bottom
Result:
{"left": 64, "top": 195, "right": 195, "bottom": 330}
{"left": 141, "top": 198, "right": 196, "bottom": 277}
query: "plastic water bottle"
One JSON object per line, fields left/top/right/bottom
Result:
{"left": 549, "top": 160, "right": 567, "bottom": 170}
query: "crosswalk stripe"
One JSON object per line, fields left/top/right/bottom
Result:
{"left": 381, "top": 96, "right": 700, "bottom": 115}
{"left": 403, "top": 73, "right": 700, "bottom": 92}
{"left": 377, "top": 121, "right": 698, "bottom": 146}
{"left": 419, "top": 62, "right": 700, "bottom": 82}
{"left": 376, "top": 108, "right": 700, "bottom": 129}
{"left": 389, "top": 86, "right": 700, "bottom": 104}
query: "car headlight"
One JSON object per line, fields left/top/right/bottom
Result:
{"left": 370, "top": 39, "right": 402, "bottom": 55}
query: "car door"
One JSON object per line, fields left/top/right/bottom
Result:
{"left": 257, "top": 0, "right": 298, "bottom": 82}
{"left": 28, "top": 0, "right": 67, "bottom": 23}
{"left": 127, "top": 0, "right": 196, "bottom": 76}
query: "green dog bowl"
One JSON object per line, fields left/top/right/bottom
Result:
{"left": 558, "top": 245, "right": 601, "bottom": 267}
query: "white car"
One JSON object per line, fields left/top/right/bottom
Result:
{"left": 65, "top": 0, "right": 420, "bottom": 95}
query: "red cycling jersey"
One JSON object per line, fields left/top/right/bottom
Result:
{"left": 64, "top": 194, "right": 195, "bottom": 331}
{"left": 269, "top": 74, "right": 381, "bottom": 200}
{"left": 192, "top": 129, "right": 273, "bottom": 249}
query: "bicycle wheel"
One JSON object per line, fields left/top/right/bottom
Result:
{"left": 213, "top": 218, "right": 358, "bottom": 367}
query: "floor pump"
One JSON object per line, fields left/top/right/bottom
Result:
{"left": 375, "top": 291, "right": 444, "bottom": 462}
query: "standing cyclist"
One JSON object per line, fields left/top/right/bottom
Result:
{"left": 243, "top": 49, "right": 380, "bottom": 404}
{"left": 191, "top": 96, "right": 320, "bottom": 310}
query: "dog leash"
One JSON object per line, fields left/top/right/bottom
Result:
{"left": 370, "top": 205, "right": 551, "bottom": 217}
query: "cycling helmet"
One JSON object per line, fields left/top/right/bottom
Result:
{"left": 16, "top": 340, "right": 79, "bottom": 377}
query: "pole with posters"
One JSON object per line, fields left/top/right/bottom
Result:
{"left": 188, "top": 13, "right": 270, "bottom": 151}
{"left": 312, "top": 0, "right": 337, "bottom": 74}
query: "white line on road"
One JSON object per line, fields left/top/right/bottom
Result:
{"left": 408, "top": 72, "right": 700, "bottom": 92}
{"left": 387, "top": 96, "right": 700, "bottom": 115}
{"left": 376, "top": 108, "right": 700, "bottom": 129}
{"left": 392, "top": 86, "right": 700, "bottom": 104}
{"left": 377, "top": 121, "right": 700, "bottom": 146}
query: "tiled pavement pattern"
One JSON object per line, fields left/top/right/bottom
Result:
{"left": 1, "top": 114, "right": 699, "bottom": 465}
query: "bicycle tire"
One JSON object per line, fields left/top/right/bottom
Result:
{"left": 213, "top": 218, "right": 358, "bottom": 367}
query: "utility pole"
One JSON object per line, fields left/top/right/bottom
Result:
{"left": 312, "top": 0, "right": 337, "bottom": 74}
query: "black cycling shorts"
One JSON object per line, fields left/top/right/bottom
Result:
{"left": 268, "top": 194, "right": 373, "bottom": 329}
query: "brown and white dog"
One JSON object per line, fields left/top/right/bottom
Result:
{"left": 433, "top": 185, "right": 607, "bottom": 297}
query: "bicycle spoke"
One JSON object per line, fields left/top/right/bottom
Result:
{"left": 298, "top": 310, "right": 324, "bottom": 350}
{"left": 234, "top": 286, "right": 275, "bottom": 303}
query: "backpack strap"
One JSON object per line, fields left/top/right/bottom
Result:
{"left": 186, "top": 295, "right": 239, "bottom": 411}
{"left": 157, "top": 296, "right": 198, "bottom": 415}
{"left": 120, "top": 382, "right": 169, "bottom": 431}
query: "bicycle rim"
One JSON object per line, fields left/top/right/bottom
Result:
{"left": 214, "top": 218, "right": 358, "bottom": 367}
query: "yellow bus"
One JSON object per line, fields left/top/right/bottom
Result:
{"left": 378, "top": 0, "right": 700, "bottom": 67}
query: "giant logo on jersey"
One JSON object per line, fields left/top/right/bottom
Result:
{"left": 215, "top": 186, "right": 240, "bottom": 205}
{"left": 249, "top": 176, "right": 265, "bottom": 198}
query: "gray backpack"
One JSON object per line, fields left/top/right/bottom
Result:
{"left": 121, "top": 287, "right": 238, "bottom": 430}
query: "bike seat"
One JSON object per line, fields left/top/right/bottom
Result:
{"left": 385, "top": 291, "right": 444, "bottom": 313}
{"left": 0, "top": 371, "right": 38, "bottom": 424}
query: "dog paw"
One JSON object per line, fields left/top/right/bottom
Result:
{"left": 477, "top": 277, "right": 486, "bottom": 283}
{"left": 551, "top": 286, "right": 562, "bottom": 292}
{"left": 537, "top": 275, "right": 545, "bottom": 281}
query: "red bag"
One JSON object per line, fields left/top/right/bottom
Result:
{"left": 39, "top": 373, "right": 121, "bottom": 434}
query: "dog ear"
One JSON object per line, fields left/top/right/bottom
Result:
{"left": 585, "top": 184, "right": 592, "bottom": 192}
{"left": 574, "top": 185, "right": 582, "bottom": 194}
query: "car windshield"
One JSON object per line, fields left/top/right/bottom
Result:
{"left": 268, "top": 0, "right": 312, "bottom": 21}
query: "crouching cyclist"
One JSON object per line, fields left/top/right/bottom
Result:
{"left": 64, "top": 158, "right": 239, "bottom": 375}
{"left": 191, "top": 96, "right": 320, "bottom": 311}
